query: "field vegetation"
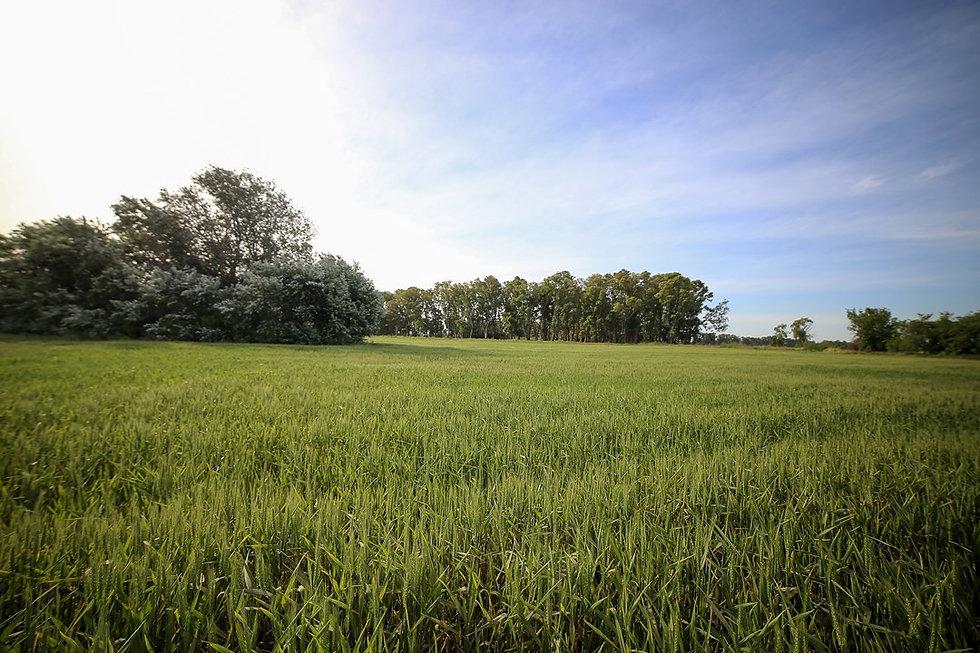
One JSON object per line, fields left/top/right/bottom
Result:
{"left": 1, "top": 336, "right": 977, "bottom": 651}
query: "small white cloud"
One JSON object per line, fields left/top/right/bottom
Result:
{"left": 852, "top": 175, "right": 884, "bottom": 193}
{"left": 920, "top": 161, "right": 958, "bottom": 179}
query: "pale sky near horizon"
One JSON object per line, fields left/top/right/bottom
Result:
{"left": 2, "top": 0, "right": 978, "bottom": 340}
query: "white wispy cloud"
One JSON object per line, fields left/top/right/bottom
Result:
{"left": 920, "top": 161, "right": 960, "bottom": 179}
{"left": 852, "top": 176, "right": 885, "bottom": 193}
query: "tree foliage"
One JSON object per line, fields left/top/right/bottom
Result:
{"left": 846, "top": 307, "right": 898, "bottom": 352}
{"left": 221, "top": 256, "right": 382, "bottom": 345}
{"left": 844, "top": 307, "right": 977, "bottom": 355}
{"left": 380, "top": 270, "right": 728, "bottom": 344}
{"left": 885, "top": 311, "right": 979, "bottom": 355}
{"left": 791, "top": 316, "right": 813, "bottom": 345}
{"left": 116, "top": 267, "right": 226, "bottom": 341}
{"left": 0, "top": 168, "right": 380, "bottom": 344}
{"left": 113, "top": 166, "right": 313, "bottom": 283}
{"left": 771, "top": 324, "right": 788, "bottom": 347}
{"left": 0, "top": 217, "right": 138, "bottom": 337}
{"left": 702, "top": 299, "right": 730, "bottom": 334}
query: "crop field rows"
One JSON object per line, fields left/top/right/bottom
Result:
{"left": 0, "top": 337, "right": 977, "bottom": 651}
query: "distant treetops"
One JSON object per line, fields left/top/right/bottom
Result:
{"left": 379, "top": 272, "right": 731, "bottom": 344}
{"left": 0, "top": 167, "right": 382, "bottom": 344}
{"left": 845, "top": 308, "right": 978, "bottom": 355}
{"left": 762, "top": 309, "right": 978, "bottom": 355}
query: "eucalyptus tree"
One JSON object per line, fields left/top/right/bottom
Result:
{"left": 791, "top": 316, "right": 814, "bottom": 344}
{"left": 472, "top": 275, "right": 504, "bottom": 338}
{"left": 656, "top": 273, "right": 712, "bottom": 343}
{"left": 580, "top": 274, "right": 613, "bottom": 342}
{"left": 533, "top": 278, "right": 557, "bottom": 341}
{"left": 772, "top": 324, "right": 789, "bottom": 347}
{"left": 435, "top": 281, "right": 474, "bottom": 338}
{"left": 543, "top": 271, "right": 582, "bottom": 341}
{"left": 501, "top": 276, "right": 533, "bottom": 339}
{"left": 382, "top": 269, "right": 722, "bottom": 345}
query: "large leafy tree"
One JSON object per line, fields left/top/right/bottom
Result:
{"left": 580, "top": 274, "right": 612, "bottom": 342}
{"left": 434, "top": 281, "right": 475, "bottom": 338}
{"left": 113, "top": 166, "right": 313, "bottom": 282}
{"left": 110, "top": 197, "right": 200, "bottom": 272}
{"left": 533, "top": 277, "right": 557, "bottom": 341}
{"left": 543, "top": 271, "right": 582, "bottom": 342}
{"left": 846, "top": 307, "right": 897, "bottom": 351}
{"left": 656, "top": 273, "right": 712, "bottom": 344}
{"left": 0, "top": 217, "right": 137, "bottom": 336}
{"left": 607, "top": 269, "right": 641, "bottom": 343}
{"left": 501, "top": 276, "right": 533, "bottom": 339}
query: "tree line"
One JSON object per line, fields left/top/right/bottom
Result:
{"left": 845, "top": 307, "right": 978, "bottom": 355}
{"left": 733, "top": 309, "right": 977, "bottom": 354}
{"left": 0, "top": 167, "right": 382, "bottom": 344}
{"left": 2, "top": 166, "right": 975, "bottom": 354}
{"left": 379, "top": 271, "right": 730, "bottom": 344}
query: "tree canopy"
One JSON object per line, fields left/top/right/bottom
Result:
{"left": 0, "top": 217, "right": 137, "bottom": 337}
{"left": 884, "top": 311, "right": 979, "bottom": 355}
{"left": 112, "top": 166, "right": 313, "bottom": 283}
{"left": 771, "top": 324, "right": 788, "bottom": 347}
{"left": 380, "top": 271, "right": 729, "bottom": 344}
{"left": 845, "top": 307, "right": 898, "bottom": 352}
{"left": 791, "top": 317, "right": 814, "bottom": 344}
{"left": 0, "top": 168, "right": 380, "bottom": 344}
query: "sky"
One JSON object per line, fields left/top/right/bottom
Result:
{"left": 2, "top": 0, "right": 978, "bottom": 339}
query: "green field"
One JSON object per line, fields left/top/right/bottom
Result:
{"left": 1, "top": 337, "right": 977, "bottom": 651}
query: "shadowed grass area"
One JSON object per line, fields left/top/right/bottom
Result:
{"left": 1, "top": 336, "right": 977, "bottom": 651}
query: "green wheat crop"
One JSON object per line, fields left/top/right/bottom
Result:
{"left": 1, "top": 337, "right": 977, "bottom": 651}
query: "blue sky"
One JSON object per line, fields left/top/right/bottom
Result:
{"left": 2, "top": 0, "right": 978, "bottom": 338}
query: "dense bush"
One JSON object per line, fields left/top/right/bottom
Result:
{"left": 844, "top": 307, "right": 978, "bottom": 355}
{"left": 0, "top": 217, "right": 139, "bottom": 337}
{"left": 0, "top": 168, "right": 381, "bottom": 344}
{"left": 117, "top": 267, "right": 227, "bottom": 341}
{"left": 887, "top": 312, "right": 980, "bottom": 355}
{"left": 220, "top": 256, "right": 383, "bottom": 345}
